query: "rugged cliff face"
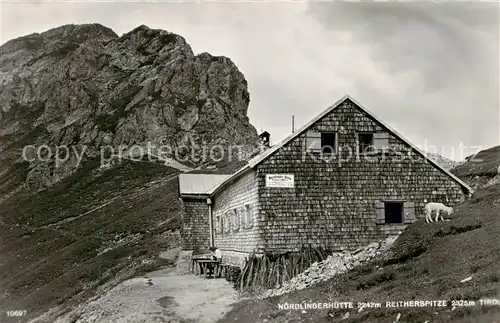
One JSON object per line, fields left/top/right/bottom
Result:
{"left": 0, "top": 24, "right": 258, "bottom": 321}
{"left": 0, "top": 23, "right": 259, "bottom": 194}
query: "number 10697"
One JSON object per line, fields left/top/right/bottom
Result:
{"left": 6, "top": 310, "right": 27, "bottom": 317}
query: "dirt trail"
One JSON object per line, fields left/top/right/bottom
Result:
{"left": 52, "top": 267, "right": 238, "bottom": 323}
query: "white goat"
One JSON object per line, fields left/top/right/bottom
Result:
{"left": 424, "top": 202, "right": 453, "bottom": 223}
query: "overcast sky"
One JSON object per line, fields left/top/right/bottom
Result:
{"left": 1, "top": 1, "right": 499, "bottom": 160}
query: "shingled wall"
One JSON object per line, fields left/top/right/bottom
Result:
{"left": 254, "top": 99, "right": 467, "bottom": 254}
{"left": 180, "top": 199, "right": 210, "bottom": 251}
{"left": 212, "top": 170, "right": 263, "bottom": 261}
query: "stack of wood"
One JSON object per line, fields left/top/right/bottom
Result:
{"left": 238, "top": 246, "right": 330, "bottom": 294}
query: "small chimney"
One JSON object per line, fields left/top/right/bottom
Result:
{"left": 292, "top": 115, "right": 295, "bottom": 133}
{"left": 259, "top": 131, "right": 270, "bottom": 148}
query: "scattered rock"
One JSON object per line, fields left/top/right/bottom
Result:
{"left": 460, "top": 276, "right": 472, "bottom": 283}
{"left": 261, "top": 236, "right": 399, "bottom": 298}
{"left": 352, "top": 248, "right": 363, "bottom": 255}
{"left": 158, "top": 247, "right": 181, "bottom": 264}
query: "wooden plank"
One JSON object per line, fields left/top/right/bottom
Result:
{"left": 240, "top": 260, "right": 250, "bottom": 293}
{"left": 244, "top": 256, "right": 255, "bottom": 290}
{"left": 373, "top": 132, "right": 389, "bottom": 151}
{"left": 252, "top": 257, "right": 261, "bottom": 289}
{"left": 306, "top": 131, "right": 321, "bottom": 151}
{"left": 268, "top": 260, "right": 275, "bottom": 289}
{"left": 375, "top": 200, "right": 385, "bottom": 224}
{"left": 404, "top": 201, "right": 415, "bottom": 223}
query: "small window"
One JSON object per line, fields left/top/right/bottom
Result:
{"left": 384, "top": 202, "right": 404, "bottom": 223}
{"left": 358, "top": 133, "right": 374, "bottom": 154}
{"left": 305, "top": 131, "right": 337, "bottom": 154}
{"left": 224, "top": 211, "right": 231, "bottom": 233}
{"left": 245, "top": 204, "right": 253, "bottom": 228}
{"left": 241, "top": 208, "right": 246, "bottom": 227}
{"left": 233, "top": 208, "right": 240, "bottom": 231}
{"left": 321, "top": 133, "right": 336, "bottom": 154}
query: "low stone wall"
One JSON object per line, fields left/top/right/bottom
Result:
{"left": 221, "top": 250, "right": 250, "bottom": 268}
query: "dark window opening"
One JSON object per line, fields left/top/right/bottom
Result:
{"left": 358, "top": 133, "right": 374, "bottom": 153}
{"left": 321, "top": 132, "right": 336, "bottom": 154}
{"left": 384, "top": 202, "right": 404, "bottom": 223}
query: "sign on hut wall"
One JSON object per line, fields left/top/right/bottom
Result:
{"left": 265, "top": 174, "right": 295, "bottom": 188}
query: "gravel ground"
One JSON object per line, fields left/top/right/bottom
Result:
{"left": 53, "top": 267, "right": 238, "bottom": 323}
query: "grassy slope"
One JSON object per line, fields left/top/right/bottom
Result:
{"left": 219, "top": 147, "right": 500, "bottom": 323}
{"left": 452, "top": 145, "right": 500, "bottom": 188}
{"left": 0, "top": 158, "right": 182, "bottom": 322}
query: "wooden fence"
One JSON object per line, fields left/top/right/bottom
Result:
{"left": 238, "top": 246, "right": 330, "bottom": 293}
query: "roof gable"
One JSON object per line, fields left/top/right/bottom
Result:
{"left": 213, "top": 95, "right": 472, "bottom": 194}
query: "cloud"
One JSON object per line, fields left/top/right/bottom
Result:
{"left": 307, "top": 2, "right": 500, "bottom": 158}
{"left": 309, "top": 2, "right": 497, "bottom": 91}
{"left": 1, "top": 1, "right": 498, "bottom": 160}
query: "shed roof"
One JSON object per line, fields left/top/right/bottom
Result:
{"left": 212, "top": 94, "right": 473, "bottom": 195}
{"left": 178, "top": 174, "right": 231, "bottom": 196}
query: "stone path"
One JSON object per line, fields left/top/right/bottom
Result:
{"left": 53, "top": 267, "right": 238, "bottom": 323}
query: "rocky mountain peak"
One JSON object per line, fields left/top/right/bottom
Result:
{"left": 0, "top": 24, "right": 259, "bottom": 194}
{"left": 0, "top": 23, "right": 118, "bottom": 60}
{"left": 38, "top": 23, "right": 118, "bottom": 43}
